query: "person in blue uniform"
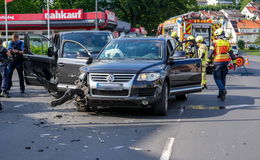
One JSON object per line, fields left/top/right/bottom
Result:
{"left": 7, "top": 33, "right": 25, "bottom": 94}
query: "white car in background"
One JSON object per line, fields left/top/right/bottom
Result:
{"left": 231, "top": 45, "right": 239, "bottom": 56}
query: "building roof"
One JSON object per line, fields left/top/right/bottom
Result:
{"left": 200, "top": 11, "right": 226, "bottom": 19}
{"left": 237, "top": 20, "right": 260, "bottom": 29}
{"left": 246, "top": 6, "right": 260, "bottom": 17}
{"left": 222, "top": 9, "right": 245, "bottom": 18}
{"left": 246, "top": 6, "right": 258, "bottom": 12}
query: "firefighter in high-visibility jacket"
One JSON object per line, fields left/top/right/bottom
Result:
{"left": 185, "top": 35, "right": 196, "bottom": 58}
{"left": 171, "top": 31, "right": 182, "bottom": 49}
{"left": 195, "top": 36, "right": 208, "bottom": 89}
{"left": 208, "top": 28, "right": 236, "bottom": 101}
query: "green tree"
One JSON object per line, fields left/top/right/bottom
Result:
{"left": 238, "top": 40, "right": 245, "bottom": 49}
{"left": 99, "top": 0, "right": 198, "bottom": 35}
{"left": 240, "top": 0, "right": 252, "bottom": 10}
{"left": 0, "top": 0, "right": 47, "bottom": 14}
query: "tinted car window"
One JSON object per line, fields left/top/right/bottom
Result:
{"left": 98, "top": 40, "right": 163, "bottom": 60}
{"left": 63, "top": 42, "right": 88, "bottom": 58}
{"left": 62, "top": 32, "right": 112, "bottom": 54}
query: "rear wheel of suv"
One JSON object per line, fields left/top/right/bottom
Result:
{"left": 48, "top": 90, "right": 64, "bottom": 99}
{"left": 152, "top": 82, "right": 168, "bottom": 116}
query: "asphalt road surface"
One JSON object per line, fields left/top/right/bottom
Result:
{"left": 1, "top": 53, "right": 260, "bottom": 160}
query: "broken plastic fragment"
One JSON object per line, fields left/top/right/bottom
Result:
{"left": 112, "top": 146, "right": 125, "bottom": 150}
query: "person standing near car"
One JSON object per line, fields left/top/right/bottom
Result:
{"left": 0, "top": 38, "right": 12, "bottom": 98}
{"left": 7, "top": 33, "right": 25, "bottom": 94}
{"left": 185, "top": 35, "right": 196, "bottom": 58}
{"left": 208, "top": 28, "right": 236, "bottom": 101}
{"left": 195, "top": 36, "right": 208, "bottom": 89}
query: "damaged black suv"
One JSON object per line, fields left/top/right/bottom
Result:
{"left": 50, "top": 37, "right": 202, "bottom": 116}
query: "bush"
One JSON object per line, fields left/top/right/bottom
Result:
{"left": 238, "top": 40, "right": 245, "bottom": 49}
{"left": 249, "top": 46, "right": 256, "bottom": 50}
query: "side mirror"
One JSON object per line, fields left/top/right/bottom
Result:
{"left": 86, "top": 56, "right": 93, "bottom": 65}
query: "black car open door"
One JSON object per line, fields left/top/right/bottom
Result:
{"left": 23, "top": 34, "right": 57, "bottom": 86}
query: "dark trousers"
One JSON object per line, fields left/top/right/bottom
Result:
{"left": 7, "top": 61, "right": 25, "bottom": 91}
{"left": 213, "top": 63, "right": 229, "bottom": 94}
{"left": 0, "top": 65, "right": 9, "bottom": 92}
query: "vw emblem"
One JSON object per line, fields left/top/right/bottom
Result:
{"left": 107, "top": 74, "right": 114, "bottom": 82}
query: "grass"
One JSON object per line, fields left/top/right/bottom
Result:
{"left": 245, "top": 51, "right": 260, "bottom": 56}
{"left": 240, "top": 49, "right": 260, "bottom": 52}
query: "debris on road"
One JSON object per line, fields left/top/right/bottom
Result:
{"left": 112, "top": 145, "right": 125, "bottom": 150}
{"left": 33, "top": 119, "right": 49, "bottom": 127}
{"left": 49, "top": 135, "right": 61, "bottom": 140}
{"left": 25, "top": 146, "right": 31, "bottom": 150}
{"left": 40, "top": 133, "right": 51, "bottom": 138}
{"left": 13, "top": 103, "right": 27, "bottom": 108}
{"left": 58, "top": 143, "right": 67, "bottom": 146}
{"left": 129, "top": 147, "right": 143, "bottom": 151}
{"left": 70, "top": 139, "right": 81, "bottom": 142}
{"left": 129, "top": 147, "right": 151, "bottom": 152}
{"left": 38, "top": 149, "right": 44, "bottom": 152}
{"left": 54, "top": 114, "right": 63, "bottom": 119}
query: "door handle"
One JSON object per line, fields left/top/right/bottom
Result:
{"left": 58, "top": 63, "right": 64, "bottom": 67}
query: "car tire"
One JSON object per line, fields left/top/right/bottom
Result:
{"left": 48, "top": 90, "right": 64, "bottom": 99}
{"left": 176, "top": 94, "right": 187, "bottom": 101}
{"left": 152, "top": 82, "right": 168, "bottom": 116}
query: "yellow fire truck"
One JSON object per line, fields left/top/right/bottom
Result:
{"left": 157, "top": 12, "right": 223, "bottom": 46}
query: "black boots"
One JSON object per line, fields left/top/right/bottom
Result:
{"left": 218, "top": 90, "right": 227, "bottom": 101}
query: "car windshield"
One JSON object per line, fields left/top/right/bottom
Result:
{"left": 62, "top": 32, "right": 112, "bottom": 54}
{"left": 98, "top": 40, "right": 164, "bottom": 60}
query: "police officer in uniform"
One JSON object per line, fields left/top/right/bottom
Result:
{"left": 0, "top": 38, "right": 12, "bottom": 100}
{"left": 7, "top": 34, "right": 25, "bottom": 93}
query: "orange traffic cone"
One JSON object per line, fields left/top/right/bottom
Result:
{"left": 245, "top": 56, "right": 250, "bottom": 65}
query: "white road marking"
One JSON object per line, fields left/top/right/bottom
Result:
{"left": 224, "top": 104, "right": 256, "bottom": 109}
{"left": 160, "top": 137, "right": 175, "bottom": 160}
{"left": 177, "top": 107, "right": 185, "bottom": 122}
{"left": 13, "top": 103, "right": 27, "bottom": 108}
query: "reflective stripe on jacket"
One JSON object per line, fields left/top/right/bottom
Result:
{"left": 213, "top": 39, "right": 231, "bottom": 62}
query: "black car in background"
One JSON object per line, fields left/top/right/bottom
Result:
{"left": 22, "top": 31, "right": 113, "bottom": 98}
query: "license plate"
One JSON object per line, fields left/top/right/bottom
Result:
{"left": 96, "top": 83, "right": 123, "bottom": 91}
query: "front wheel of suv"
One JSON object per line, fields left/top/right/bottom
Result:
{"left": 152, "top": 82, "right": 168, "bottom": 116}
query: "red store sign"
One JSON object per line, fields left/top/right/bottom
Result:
{"left": 43, "top": 9, "right": 84, "bottom": 20}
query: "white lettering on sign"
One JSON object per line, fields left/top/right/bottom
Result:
{"left": 44, "top": 9, "right": 83, "bottom": 20}
{"left": 0, "top": 15, "right": 15, "bottom": 20}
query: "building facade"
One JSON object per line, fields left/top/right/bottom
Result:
{"left": 225, "top": 19, "right": 260, "bottom": 44}
{"left": 207, "top": 0, "right": 239, "bottom": 5}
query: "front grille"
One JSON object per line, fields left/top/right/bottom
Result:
{"left": 138, "top": 88, "right": 156, "bottom": 97}
{"left": 92, "top": 89, "right": 129, "bottom": 96}
{"left": 90, "top": 74, "right": 135, "bottom": 83}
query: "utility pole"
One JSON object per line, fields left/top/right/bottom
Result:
{"left": 47, "top": 0, "right": 50, "bottom": 41}
{"left": 5, "top": 0, "right": 8, "bottom": 46}
{"left": 95, "top": 0, "right": 98, "bottom": 30}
